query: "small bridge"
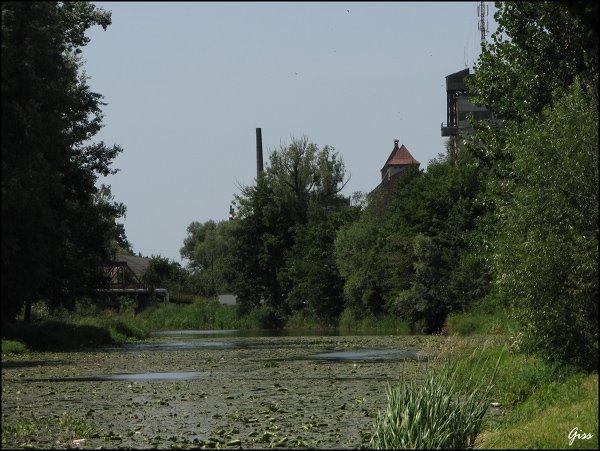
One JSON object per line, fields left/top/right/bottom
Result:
{"left": 95, "top": 255, "right": 169, "bottom": 304}
{"left": 95, "top": 255, "right": 214, "bottom": 307}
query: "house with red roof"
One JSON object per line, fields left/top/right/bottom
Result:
{"left": 368, "top": 140, "right": 420, "bottom": 206}
{"left": 380, "top": 139, "right": 420, "bottom": 182}
{"left": 370, "top": 139, "right": 420, "bottom": 203}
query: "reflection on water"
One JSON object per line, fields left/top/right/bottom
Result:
{"left": 102, "top": 329, "right": 428, "bottom": 363}
{"left": 19, "top": 371, "right": 211, "bottom": 383}
{"left": 120, "top": 340, "right": 234, "bottom": 351}
{"left": 151, "top": 330, "right": 240, "bottom": 336}
{"left": 308, "top": 349, "right": 426, "bottom": 361}
{"left": 98, "top": 371, "right": 209, "bottom": 381}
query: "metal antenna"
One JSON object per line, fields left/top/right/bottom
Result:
{"left": 477, "top": 1, "right": 489, "bottom": 44}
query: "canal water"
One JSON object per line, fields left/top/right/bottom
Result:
{"left": 1, "top": 330, "right": 448, "bottom": 449}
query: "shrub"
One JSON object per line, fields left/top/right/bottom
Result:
{"left": 490, "top": 84, "right": 598, "bottom": 372}
{"left": 238, "top": 305, "right": 285, "bottom": 330}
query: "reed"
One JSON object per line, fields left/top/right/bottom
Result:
{"left": 369, "top": 348, "right": 502, "bottom": 449}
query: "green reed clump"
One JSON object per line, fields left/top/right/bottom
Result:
{"left": 369, "top": 348, "right": 502, "bottom": 449}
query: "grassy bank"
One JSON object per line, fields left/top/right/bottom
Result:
{"left": 338, "top": 309, "right": 410, "bottom": 335}
{"left": 3, "top": 300, "right": 597, "bottom": 449}
{"left": 445, "top": 307, "right": 519, "bottom": 336}
{"left": 368, "top": 310, "right": 598, "bottom": 450}
{"left": 2, "top": 299, "right": 413, "bottom": 352}
{"left": 1, "top": 297, "right": 246, "bottom": 351}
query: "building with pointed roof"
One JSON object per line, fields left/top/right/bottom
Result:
{"left": 381, "top": 140, "right": 420, "bottom": 181}
{"left": 371, "top": 139, "right": 421, "bottom": 202}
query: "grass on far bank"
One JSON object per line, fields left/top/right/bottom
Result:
{"left": 1, "top": 339, "right": 28, "bottom": 355}
{"left": 2, "top": 298, "right": 415, "bottom": 352}
{"left": 446, "top": 307, "right": 519, "bottom": 336}
{"left": 338, "top": 308, "right": 410, "bottom": 335}
{"left": 2, "top": 297, "right": 241, "bottom": 351}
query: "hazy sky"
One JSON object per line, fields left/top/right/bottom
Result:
{"left": 84, "top": 1, "right": 497, "bottom": 264}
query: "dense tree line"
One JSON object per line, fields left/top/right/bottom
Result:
{"left": 467, "top": 1, "right": 598, "bottom": 371}
{"left": 183, "top": 2, "right": 597, "bottom": 371}
{"left": 2, "top": 2, "right": 127, "bottom": 321}
{"left": 3, "top": 1, "right": 594, "bottom": 375}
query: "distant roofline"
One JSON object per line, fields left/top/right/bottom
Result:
{"left": 380, "top": 143, "right": 420, "bottom": 172}
{"left": 445, "top": 68, "right": 470, "bottom": 79}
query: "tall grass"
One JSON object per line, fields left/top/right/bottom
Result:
{"left": 133, "top": 298, "right": 236, "bottom": 331}
{"left": 1, "top": 339, "right": 28, "bottom": 355}
{"left": 369, "top": 347, "right": 503, "bottom": 449}
{"left": 338, "top": 308, "right": 410, "bottom": 335}
{"left": 445, "top": 339, "right": 578, "bottom": 409}
{"left": 446, "top": 308, "right": 519, "bottom": 336}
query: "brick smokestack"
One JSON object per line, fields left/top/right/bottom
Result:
{"left": 256, "top": 128, "right": 264, "bottom": 178}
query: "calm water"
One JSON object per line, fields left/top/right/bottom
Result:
{"left": 112, "top": 329, "right": 428, "bottom": 365}
{"left": 2, "top": 332, "right": 440, "bottom": 449}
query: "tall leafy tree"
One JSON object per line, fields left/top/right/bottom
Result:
{"left": 393, "top": 234, "right": 445, "bottom": 333}
{"left": 336, "top": 156, "right": 490, "bottom": 329}
{"left": 335, "top": 191, "right": 390, "bottom": 316}
{"left": 284, "top": 201, "right": 357, "bottom": 324}
{"left": 231, "top": 136, "right": 349, "bottom": 323}
{"left": 468, "top": 2, "right": 598, "bottom": 370}
{"left": 142, "top": 256, "right": 189, "bottom": 293}
{"left": 231, "top": 171, "right": 295, "bottom": 319}
{"left": 268, "top": 135, "right": 348, "bottom": 223}
{"left": 335, "top": 169, "right": 422, "bottom": 318}
{"left": 2, "top": 2, "right": 123, "bottom": 320}
{"left": 95, "top": 184, "right": 133, "bottom": 257}
{"left": 490, "top": 83, "right": 598, "bottom": 371}
{"left": 471, "top": 1, "right": 598, "bottom": 122}
{"left": 180, "top": 219, "right": 238, "bottom": 296}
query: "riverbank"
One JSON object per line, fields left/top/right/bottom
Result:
{"left": 2, "top": 301, "right": 598, "bottom": 449}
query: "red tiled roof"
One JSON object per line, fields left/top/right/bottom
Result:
{"left": 381, "top": 143, "right": 420, "bottom": 169}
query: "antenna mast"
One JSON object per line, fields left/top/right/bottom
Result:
{"left": 477, "top": 1, "right": 489, "bottom": 43}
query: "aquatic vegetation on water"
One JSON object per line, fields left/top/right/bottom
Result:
{"left": 2, "top": 335, "right": 452, "bottom": 449}
{"left": 1, "top": 412, "right": 99, "bottom": 448}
